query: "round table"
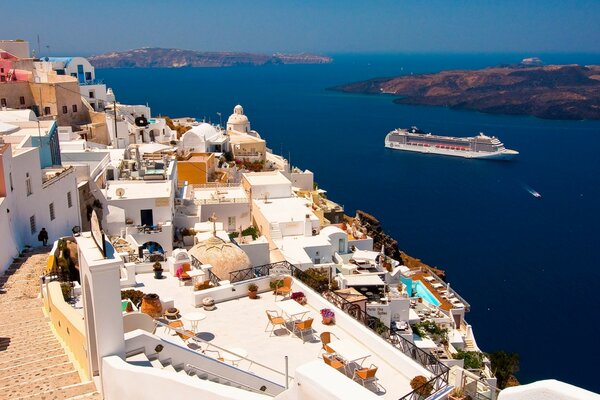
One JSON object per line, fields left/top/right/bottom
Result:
{"left": 182, "top": 311, "right": 206, "bottom": 332}
{"left": 221, "top": 347, "right": 248, "bottom": 366}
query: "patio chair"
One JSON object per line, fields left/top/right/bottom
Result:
{"left": 322, "top": 354, "right": 344, "bottom": 372}
{"left": 177, "top": 263, "right": 192, "bottom": 286}
{"left": 319, "top": 331, "right": 339, "bottom": 356}
{"left": 353, "top": 364, "right": 379, "bottom": 389}
{"left": 274, "top": 276, "right": 292, "bottom": 300}
{"left": 293, "top": 317, "right": 314, "bottom": 343}
{"left": 203, "top": 349, "right": 225, "bottom": 362}
{"left": 177, "top": 329, "right": 197, "bottom": 343}
{"left": 167, "top": 320, "right": 184, "bottom": 335}
{"left": 265, "top": 310, "right": 287, "bottom": 336}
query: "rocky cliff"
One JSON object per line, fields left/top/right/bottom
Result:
{"left": 332, "top": 64, "right": 600, "bottom": 120}
{"left": 89, "top": 48, "right": 332, "bottom": 68}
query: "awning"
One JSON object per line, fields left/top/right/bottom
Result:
{"left": 343, "top": 274, "right": 385, "bottom": 286}
{"left": 413, "top": 336, "right": 437, "bottom": 349}
{"left": 352, "top": 250, "right": 380, "bottom": 263}
{"left": 138, "top": 143, "right": 171, "bottom": 154}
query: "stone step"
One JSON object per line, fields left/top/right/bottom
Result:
{"left": 0, "top": 317, "right": 50, "bottom": 331}
{"left": 0, "top": 323, "right": 54, "bottom": 339}
{"left": 0, "top": 331, "right": 56, "bottom": 347}
{"left": 0, "top": 341, "right": 64, "bottom": 362}
{"left": 66, "top": 389, "right": 103, "bottom": 400}
{"left": 0, "top": 335, "right": 59, "bottom": 355}
{"left": 0, "top": 348, "right": 66, "bottom": 370}
{"left": 0, "top": 308, "right": 44, "bottom": 319}
{"left": 0, "top": 354, "right": 71, "bottom": 378}
{"left": 17, "top": 380, "right": 97, "bottom": 400}
{"left": 0, "top": 298, "right": 42, "bottom": 308}
{"left": 2, "top": 370, "right": 81, "bottom": 399}
{"left": 0, "top": 361, "right": 75, "bottom": 389}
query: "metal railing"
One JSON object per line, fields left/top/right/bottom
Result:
{"left": 191, "top": 256, "right": 222, "bottom": 286}
{"left": 154, "top": 319, "right": 290, "bottom": 389}
{"left": 185, "top": 363, "right": 271, "bottom": 396}
{"left": 228, "top": 261, "right": 291, "bottom": 283}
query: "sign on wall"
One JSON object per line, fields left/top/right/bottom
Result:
{"left": 270, "top": 263, "right": 291, "bottom": 276}
{"left": 90, "top": 210, "right": 106, "bottom": 258}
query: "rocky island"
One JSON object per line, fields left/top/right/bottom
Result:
{"left": 332, "top": 63, "right": 600, "bottom": 120}
{"left": 89, "top": 47, "right": 332, "bottom": 68}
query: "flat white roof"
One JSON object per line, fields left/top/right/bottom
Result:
{"left": 193, "top": 186, "right": 247, "bottom": 201}
{"left": 254, "top": 197, "right": 318, "bottom": 224}
{"left": 243, "top": 171, "right": 290, "bottom": 187}
{"left": 342, "top": 274, "right": 386, "bottom": 286}
{"left": 106, "top": 181, "right": 172, "bottom": 201}
{"left": 352, "top": 250, "right": 380, "bottom": 262}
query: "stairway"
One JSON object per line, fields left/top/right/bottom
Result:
{"left": 125, "top": 350, "right": 270, "bottom": 395}
{"left": 0, "top": 248, "right": 101, "bottom": 399}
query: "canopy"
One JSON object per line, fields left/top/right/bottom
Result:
{"left": 343, "top": 274, "right": 385, "bottom": 286}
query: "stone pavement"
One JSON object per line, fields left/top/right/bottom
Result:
{"left": 0, "top": 248, "right": 101, "bottom": 399}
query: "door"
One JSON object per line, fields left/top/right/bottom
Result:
{"left": 140, "top": 209, "right": 153, "bottom": 227}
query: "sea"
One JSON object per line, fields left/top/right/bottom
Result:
{"left": 97, "top": 53, "right": 600, "bottom": 392}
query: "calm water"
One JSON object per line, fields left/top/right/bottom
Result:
{"left": 98, "top": 53, "right": 600, "bottom": 392}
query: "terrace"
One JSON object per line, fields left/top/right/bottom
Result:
{"left": 124, "top": 269, "right": 436, "bottom": 399}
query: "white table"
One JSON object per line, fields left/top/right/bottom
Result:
{"left": 328, "top": 339, "right": 371, "bottom": 370}
{"left": 187, "top": 269, "right": 206, "bottom": 285}
{"left": 276, "top": 300, "right": 310, "bottom": 322}
{"left": 182, "top": 311, "right": 206, "bottom": 332}
{"left": 221, "top": 347, "right": 248, "bottom": 366}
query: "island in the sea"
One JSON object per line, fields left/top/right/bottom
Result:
{"left": 89, "top": 47, "right": 332, "bottom": 68}
{"left": 331, "top": 62, "right": 600, "bottom": 120}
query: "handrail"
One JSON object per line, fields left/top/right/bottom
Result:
{"left": 184, "top": 363, "right": 272, "bottom": 396}
{"left": 154, "top": 319, "right": 290, "bottom": 384}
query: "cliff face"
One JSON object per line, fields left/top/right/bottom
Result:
{"left": 89, "top": 48, "right": 332, "bottom": 68}
{"left": 332, "top": 64, "right": 600, "bottom": 120}
{"left": 354, "top": 210, "right": 445, "bottom": 278}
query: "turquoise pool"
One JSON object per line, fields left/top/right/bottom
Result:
{"left": 413, "top": 281, "right": 441, "bottom": 307}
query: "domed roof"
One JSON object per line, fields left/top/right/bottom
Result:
{"left": 187, "top": 123, "right": 219, "bottom": 141}
{"left": 227, "top": 104, "right": 249, "bottom": 126}
{"left": 189, "top": 236, "right": 251, "bottom": 279}
{"left": 233, "top": 105, "right": 244, "bottom": 114}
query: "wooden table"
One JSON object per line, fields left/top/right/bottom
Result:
{"left": 276, "top": 300, "right": 310, "bottom": 322}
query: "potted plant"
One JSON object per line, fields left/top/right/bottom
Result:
{"left": 248, "top": 283, "right": 258, "bottom": 299}
{"left": 153, "top": 261, "right": 163, "bottom": 279}
{"left": 449, "top": 386, "right": 467, "bottom": 400}
{"left": 291, "top": 291, "right": 306, "bottom": 305}
{"left": 410, "top": 375, "right": 433, "bottom": 398}
{"left": 320, "top": 308, "right": 335, "bottom": 325}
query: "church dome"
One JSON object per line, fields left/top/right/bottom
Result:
{"left": 188, "top": 236, "right": 251, "bottom": 280}
{"left": 227, "top": 104, "right": 249, "bottom": 126}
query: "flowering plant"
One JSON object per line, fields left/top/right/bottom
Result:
{"left": 291, "top": 291, "right": 305, "bottom": 300}
{"left": 320, "top": 308, "right": 335, "bottom": 318}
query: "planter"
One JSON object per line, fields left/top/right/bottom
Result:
{"left": 202, "top": 297, "right": 216, "bottom": 311}
{"left": 322, "top": 316, "right": 334, "bottom": 325}
{"left": 449, "top": 395, "right": 467, "bottom": 400}
{"left": 248, "top": 290, "right": 258, "bottom": 299}
{"left": 154, "top": 269, "right": 163, "bottom": 279}
{"left": 140, "top": 293, "right": 162, "bottom": 318}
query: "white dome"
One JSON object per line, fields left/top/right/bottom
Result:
{"left": 190, "top": 123, "right": 219, "bottom": 141}
{"left": 233, "top": 105, "right": 244, "bottom": 114}
{"left": 227, "top": 113, "right": 249, "bottom": 124}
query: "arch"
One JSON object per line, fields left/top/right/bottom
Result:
{"left": 142, "top": 241, "right": 164, "bottom": 254}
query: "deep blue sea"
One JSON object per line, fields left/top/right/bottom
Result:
{"left": 98, "top": 53, "right": 600, "bottom": 392}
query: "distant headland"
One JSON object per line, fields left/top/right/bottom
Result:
{"left": 88, "top": 47, "right": 332, "bottom": 68}
{"left": 331, "top": 60, "right": 600, "bottom": 120}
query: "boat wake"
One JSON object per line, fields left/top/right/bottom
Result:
{"left": 522, "top": 183, "right": 541, "bottom": 198}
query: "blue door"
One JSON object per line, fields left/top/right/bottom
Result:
{"left": 77, "top": 64, "right": 84, "bottom": 83}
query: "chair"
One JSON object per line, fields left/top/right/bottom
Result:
{"left": 353, "top": 364, "right": 379, "bottom": 388}
{"left": 177, "top": 263, "right": 192, "bottom": 286}
{"left": 274, "top": 276, "right": 292, "bottom": 300}
{"left": 265, "top": 310, "right": 287, "bottom": 336}
{"left": 203, "top": 349, "right": 225, "bottom": 362}
{"left": 319, "top": 331, "right": 339, "bottom": 356}
{"left": 322, "top": 354, "right": 344, "bottom": 372}
{"left": 293, "top": 318, "right": 314, "bottom": 343}
{"left": 167, "top": 320, "right": 183, "bottom": 335}
{"left": 177, "top": 329, "right": 196, "bottom": 343}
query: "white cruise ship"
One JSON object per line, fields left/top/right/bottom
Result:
{"left": 385, "top": 127, "right": 519, "bottom": 160}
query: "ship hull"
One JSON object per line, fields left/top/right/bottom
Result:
{"left": 384, "top": 141, "right": 518, "bottom": 160}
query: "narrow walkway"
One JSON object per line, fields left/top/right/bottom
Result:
{"left": 0, "top": 247, "right": 101, "bottom": 399}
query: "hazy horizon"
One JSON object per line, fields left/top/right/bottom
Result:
{"left": 3, "top": 0, "right": 599, "bottom": 56}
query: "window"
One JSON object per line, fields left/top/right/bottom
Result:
{"left": 88, "top": 91, "right": 95, "bottom": 99}
{"left": 9, "top": 172, "right": 13, "bottom": 192}
{"left": 0, "top": 67, "right": 4, "bottom": 73}
{"left": 49, "top": 202, "right": 55, "bottom": 220}
{"left": 228, "top": 216, "right": 236, "bottom": 229}
{"left": 67, "top": 191, "right": 72, "bottom": 208}
{"left": 72, "top": 104, "right": 78, "bottom": 112}
{"left": 85, "top": 72, "right": 92, "bottom": 81}
{"left": 30, "top": 215, "right": 36, "bottom": 234}
{"left": 1, "top": 98, "right": 6, "bottom": 107}
{"left": 44, "top": 106, "right": 51, "bottom": 115}
{"left": 19, "top": 96, "right": 25, "bottom": 105}
{"left": 71, "top": 73, "right": 77, "bottom": 77}
{"left": 26, "top": 172, "right": 32, "bottom": 196}
{"left": 62, "top": 105, "right": 68, "bottom": 114}
{"left": 0, "top": 76, "right": 5, "bottom": 83}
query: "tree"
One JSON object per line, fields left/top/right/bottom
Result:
{"left": 489, "top": 351, "right": 519, "bottom": 389}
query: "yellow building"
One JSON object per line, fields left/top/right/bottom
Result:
{"left": 177, "top": 152, "right": 216, "bottom": 186}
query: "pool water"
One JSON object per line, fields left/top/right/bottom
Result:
{"left": 413, "top": 281, "right": 441, "bottom": 307}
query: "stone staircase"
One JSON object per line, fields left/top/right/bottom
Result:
{"left": 0, "top": 248, "right": 101, "bottom": 399}
{"left": 126, "top": 350, "right": 271, "bottom": 396}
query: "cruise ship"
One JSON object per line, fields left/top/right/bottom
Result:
{"left": 384, "top": 127, "right": 519, "bottom": 160}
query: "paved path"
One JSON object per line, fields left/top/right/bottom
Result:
{"left": 0, "top": 248, "right": 101, "bottom": 399}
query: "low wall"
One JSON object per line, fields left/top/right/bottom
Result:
{"left": 498, "top": 379, "right": 600, "bottom": 400}
{"left": 193, "top": 276, "right": 272, "bottom": 306}
{"left": 46, "top": 280, "right": 90, "bottom": 379}
{"left": 102, "top": 356, "right": 271, "bottom": 400}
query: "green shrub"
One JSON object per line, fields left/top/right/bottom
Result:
{"left": 453, "top": 349, "right": 485, "bottom": 370}
{"left": 121, "top": 289, "right": 145, "bottom": 307}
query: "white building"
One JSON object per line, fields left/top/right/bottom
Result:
{"left": 181, "top": 122, "right": 228, "bottom": 153}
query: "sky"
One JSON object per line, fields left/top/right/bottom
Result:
{"left": 2, "top": 0, "right": 600, "bottom": 56}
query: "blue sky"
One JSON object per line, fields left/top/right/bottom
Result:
{"left": 2, "top": 0, "right": 599, "bottom": 55}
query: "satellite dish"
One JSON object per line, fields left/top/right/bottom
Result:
{"left": 116, "top": 188, "right": 125, "bottom": 198}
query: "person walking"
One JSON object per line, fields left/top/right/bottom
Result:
{"left": 38, "top": 228, "right": 48, "bottom": 246}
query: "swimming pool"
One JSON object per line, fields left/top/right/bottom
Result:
{"left": 413, "top": 281, "right": 441, "bottom": 307}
